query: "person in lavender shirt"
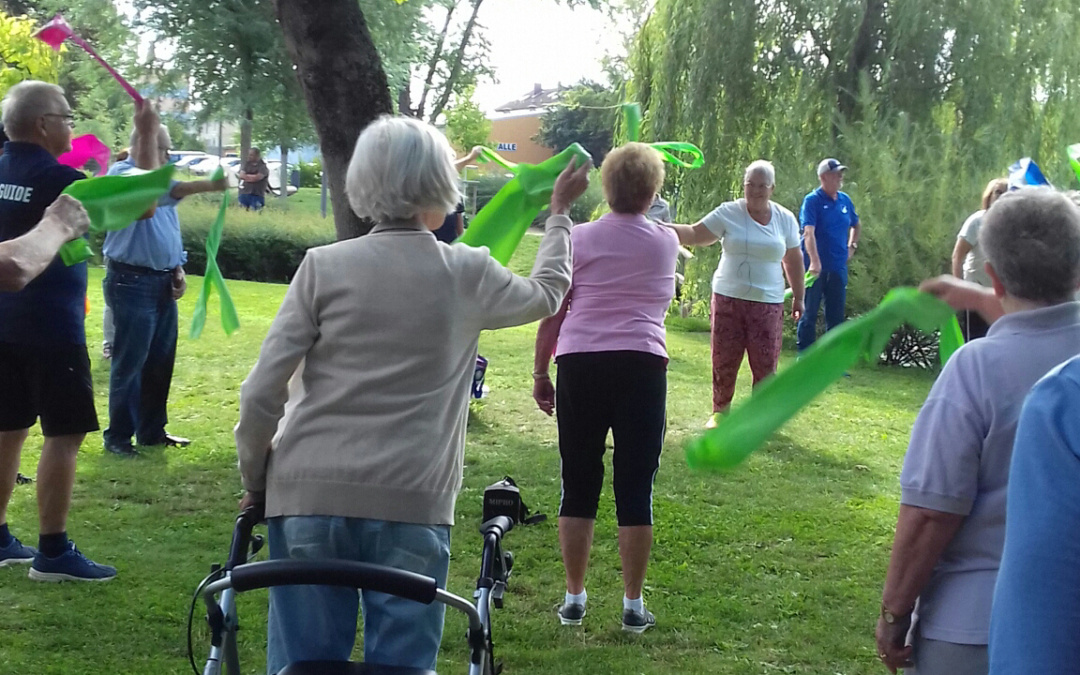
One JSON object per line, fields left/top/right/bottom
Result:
{"left": 532, "top": 143, "right": 679, "bottom": 634}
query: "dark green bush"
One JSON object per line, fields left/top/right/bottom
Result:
{"left": 106, "top": 197, "right": 336, "bottom": 283}
{"left": 298, "top": 158, "right": 323, "bottom": 188}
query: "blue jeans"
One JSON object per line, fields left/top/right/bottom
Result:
{"left": 796, "top": 269, "right": 848, "bottom": 352}
{"left": 239, "top": 193, "right": 265, "bottom": 210}
{"left": 266, "top": 516, "right": 452, "bottom": 675}
{"left": 102, "top": 267, "right": 177, "bottom": 446}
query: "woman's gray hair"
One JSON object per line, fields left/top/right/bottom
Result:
{"left": 980, "top": 187, "right": 1080, "bottom": 303}
{"left": 743, "top": 160, "right": 775, "bottom": 186}
{"left": 1, "top": 81, "right": 66, "bottom": 139}
{"left": 346, "top": 115, "right": 460, "bottom": 224}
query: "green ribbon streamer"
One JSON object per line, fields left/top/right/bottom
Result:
{"left": 621, "top": 103, "right": 706, "bottom": 168}
{"left": 1069, "top": 143, "right": 1080, "bottom": 184}
{"left": 623, "top": 103, "right": 642, "bottom": 142}
{"left": 456, "top": 143, "right": 593, "bottom": 264}
{"left": 58, "top": 164, "right": 176, "bottom": 265}
{"left": 189, "top": 167, "right": 239, "bottom": 339}
{"left": 783, "top": 271, "right": 818, "bottom": 301}
{"left": 685, "top": 288, "right": 965, "bottom": 472}
{"left": 457, "top": 104, "right": 706, "bottom": 265}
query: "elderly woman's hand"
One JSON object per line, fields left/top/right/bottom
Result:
{"left": 875, "top": 613, "right": 914, "bottom": 674}
{"left": 533, "top": 374, "right": 555, "bottom": 416}
{"left": 549, "top": 157, "right": 593, "bottom": 215}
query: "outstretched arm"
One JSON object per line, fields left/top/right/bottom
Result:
{"left": 0, "top": 195, "right": 90, "bottom": 292}
{"left": 171, "top": 174, "right": 229, "bottom": 200}
{"left": 664, "top": 221, "right": 719, "bottom": 247}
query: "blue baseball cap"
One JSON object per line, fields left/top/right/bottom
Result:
{"left": 816, "top": 158, "right": 847, "bottom": 176}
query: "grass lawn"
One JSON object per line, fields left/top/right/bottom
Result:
{"left": 0, "top": 235, "right": 937, "bottom": 674}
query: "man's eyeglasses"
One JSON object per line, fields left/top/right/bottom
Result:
{"left": 42, "top": 113, "right": 76, "bottom": 129}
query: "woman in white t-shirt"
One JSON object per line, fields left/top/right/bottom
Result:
{"left": 665, "top": 160, "right": 805, "bottom": 426}
{"left": 950, "top": 178, "right": 1008, "bottom": 340}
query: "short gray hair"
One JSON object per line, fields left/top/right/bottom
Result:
{"left": 346, "top": 115, "right": 459, "bottom": 224}
{"left": 980, "top": 187, "right": 1080, "bottom": 303}
{"left": 744, "top": 160, "right": 775, "bottom": 186}
{"left": 1, "top": 81, "right": 66, "bottom": 139}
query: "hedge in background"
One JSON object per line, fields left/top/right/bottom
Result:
{"left": 91, "top": 195, "right": 338, "bottom": 283}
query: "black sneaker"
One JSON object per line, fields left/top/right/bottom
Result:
{"left": 104, "top": 439, "right": 138, "bottom": 457}
{"left": 557, "top": 602, "right": 586, "bottom": 626}
{"left": 622, "top": 607, "right": 656, "bottom": 633}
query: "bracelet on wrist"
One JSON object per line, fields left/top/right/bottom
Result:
{"left": 532, "top": 372, "right": 550, "bottom": 380}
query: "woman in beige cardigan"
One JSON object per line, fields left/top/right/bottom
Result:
{"left": 234, "top": 115, "right": 591, "bottom": 674}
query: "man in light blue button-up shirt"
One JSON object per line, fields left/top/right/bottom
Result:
{"left": 101, "top": 120, "right": 227, "bottom": 456}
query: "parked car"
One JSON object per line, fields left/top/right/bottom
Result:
{"left": 170, "top": 151, "right": 208, "bottom": 168}
{"left": 191, "top": 156, "right": 241, "bottom": 176}
{"left": 264, "top": 159, "right": 299, "bottom": 196}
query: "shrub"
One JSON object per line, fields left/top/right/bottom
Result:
{"left": 100, "top": 196, "right": 336, "bottom": 283}
{"left": 297, "top": 158, "right": 323, "bottom": 188}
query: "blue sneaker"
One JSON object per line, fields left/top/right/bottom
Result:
{"left": 29, "top": 541, "right": 116, "bottom": 582}
{"left": 0, "top": 536, "right": 37, "bottom": 567}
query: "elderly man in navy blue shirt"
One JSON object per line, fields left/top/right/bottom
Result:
{"left": 795, "top": 158, "right": 862, "bottom": 352}
{"left": 102, "top": 124, "right": 226, "bottom": 457}
{"left": 0, "top": 81, "right": 157, "bottom": 581}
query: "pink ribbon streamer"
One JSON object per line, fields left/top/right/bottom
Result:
{"left": 58, "top": 134, "right": 111, "bottom": 176}
{"left": 35, "top": 14, "right": 144, "bottom": 105}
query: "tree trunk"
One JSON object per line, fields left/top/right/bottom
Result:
{"left": 241, "top": 107, "right": 253, "bottom": 162}
{"left": 279, "top": 143, "right": 290, "bottom": 202}
{"left": 273, "top": 0, "right": 393, "bottom": 240}
{"left": 428, "top": 0, "right": 484, "bottom": 124}
{"left": 836, "top": 0, "right": 884, "bottom": 138}
{"left": 415, "top": 1, "right": 457, "bottom": 120}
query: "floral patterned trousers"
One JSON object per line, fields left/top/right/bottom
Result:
{"left": 710, "top": 293, "right": 784, "bottom": 412}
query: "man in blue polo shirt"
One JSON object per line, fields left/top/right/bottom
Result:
{"left": 796, "top": 158, "right": 861, "bottom": 352}
{"left": 102, "top": 122, "right": 227, "bottom": 457}
{"left": 0, "top": 81, "right": 155, "bottom": 581}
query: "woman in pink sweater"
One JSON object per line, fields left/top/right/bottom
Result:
{"left": 532, "top": 143, "right": 680, "bottom": 634}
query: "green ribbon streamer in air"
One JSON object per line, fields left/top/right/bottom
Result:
{"left": 456, "top": 143, "right": 593, "bottom": 264}
{"left": 457, "top": 104, "right": 705, "bottom": 265}
{"left": 685, "top": 288, "right": 965, "bottom": 472}
{"left": 58, "top": 164, "right": 176, "bottom": 265}
{"left": 1069, "top": 143, "right": 1080, "bottom": 184}
{"left": 189, "top": 167, "right": 239, "bottom": 338}
{"left": 621, "top": 103, "right": 706, "bottom": 168}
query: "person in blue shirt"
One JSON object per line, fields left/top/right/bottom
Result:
{"left": 987, "top": 355, "right": 1080, "bottom": 675}
{"left": 102, "top": 119, "right": 227, "bottom": 457}
{"left": 795, "top": 158, "right": 861, "bottom": 352}
{"left": 0, "top": 81, "right": 155, "bottom": 581}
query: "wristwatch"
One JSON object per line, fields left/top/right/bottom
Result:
{"left": 881, "top": 603, "right": 912, "bottom": 624}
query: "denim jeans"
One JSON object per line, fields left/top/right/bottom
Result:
{"left": 266, "top": 516, "right": 452, "bottom": 675}
{"left": 239, "top": 193, "right": 265, "bottom": 210}
{"left": 796, "top": 269, "right": 848, "bottom": 352}
{"left": 102, "top": 267, "right": 177, "bottom": 446}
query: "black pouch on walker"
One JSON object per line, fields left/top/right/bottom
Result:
{"left": 483, "top": 476, "right": 546, "bottom": 525}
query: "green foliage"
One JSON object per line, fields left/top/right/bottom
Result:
{"left": 177, "top": 198, "right": 334, "bottom": 283}
{"left": 536, "top": 81, "right": 620, "bottom": 165}
{"left": 297, "top": 157, "right": 323, "bottom": 188}
{"left": 444, "top": 84, "right": 490, "bottom": 152}
{"left": 0, "top": 11, "right": 60, "bottom": 94}
{"left": 632, "top": 0, "right": 1080, "bottom": 315}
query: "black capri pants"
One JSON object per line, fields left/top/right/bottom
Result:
{"left": 555, "top": 350, "right": 666, "bottom": 527}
